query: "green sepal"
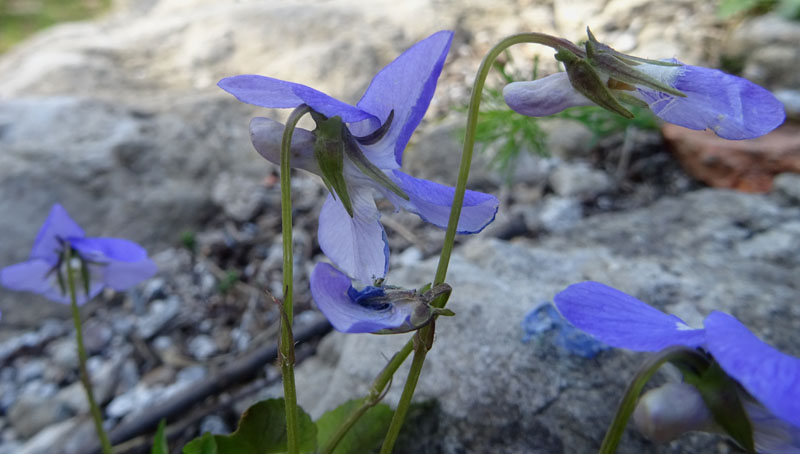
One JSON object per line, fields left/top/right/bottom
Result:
{"left": 311, "top": 114, "right": 354, "bottom": 217}
{"left": 682, "top": 362, "right": 755, "bottom": 453}
{"left": 585, "top": 28, "right": 687, "bottom": 98}
{"left": 316, "top": 399, "right": 394, "bottom": 454}
{"left": 555, "top": 47, "right": 634, "bottom": 119}
{"left": 344, "top": 130, "right": 409, "bottom": 201}
{"left": 616, "top": 92, "right": 650, "bottom": 109}
{"left": 55, "top": 265, "right": 67, "bottom": 298}
{"left": 152, "top": 419, "right": 169, "bottom": 454}
{"left": 183, "top": 399, "right": 317, "bottom": 454}
{"left": 79, "top": 257, "right": 91, "bottom": 297}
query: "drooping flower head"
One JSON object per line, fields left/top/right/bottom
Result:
{"left": 554, "top": 281, "right": 800, "bottom": 453}
{"left": 218, "top": 31, "right": 499, "bottom": 284}
{"left": 310, "top": 262, "right": 452, "bottom": 333}
{"left": 503, "top": 29, "right": 785, "bottom": 140}
{"left": 0, "top": 204, "right": 157, "bottom": 305}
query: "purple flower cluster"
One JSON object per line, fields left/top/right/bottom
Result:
{"left": 1, "top": 204, "right": 157, "bottom": 305}
{"left": 504, "top": 59, "right": 785, "bottom": 140}
{"left": 219, "top": 31, "right": 498, "bottom": 287}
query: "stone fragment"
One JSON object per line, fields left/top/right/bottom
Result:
{"left": 663, "top": 123, "right": 800, "bottom": 192}
{"left": 136, "top": 296, "right": 181, "bottom": 339}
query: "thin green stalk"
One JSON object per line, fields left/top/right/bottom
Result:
{"left": 380, "top": 33, "right": 578, "bottom": 453}
{"left": 279, "top": 104, "right": 311, "bottom": 454}
{"left": 432, "top": 32, "right": 577, "bottom": 290}
{"left": 379, "top": 333, "right": 428, "bottom": 454}
{"left": 599, "top": 347, "right": 709, "bottom": 453}
{"left": 320, "top": 342, "right": 414, "bottom": 454}
{"left": 64, "top": 244, "right": 113, "bottom": 454}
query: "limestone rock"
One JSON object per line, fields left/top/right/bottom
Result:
{"left": 279, "top": 189, "right": 798, "bottom": 453}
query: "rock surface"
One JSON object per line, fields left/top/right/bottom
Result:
{"left": 282, "top": 188, "right": 799, "bottom": 453}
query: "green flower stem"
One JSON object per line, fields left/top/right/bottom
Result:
{"left": 379, "top": 33, "right": 577, "bottom": 453}
{"left": 599, "top": 347, "right": 710, "bottom": 454}
{"left": 379, "top": 332, "right": 429, "bottom": 454}
{"left": 64, "top": 244, "right": 113, "bottom": 454}
{"left": 320, "top": 342, "right": 414, "bottom": 454}
{"left": 279, "top": 104, "right": 311, "bottom": 454}
{"left": 432, "top": 32, "right": 575, "bottom": 291}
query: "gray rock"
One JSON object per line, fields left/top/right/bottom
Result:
{"left": 774, "top": 88, "right": 800, "bottom": 117}
{"left": 136, "top": 296, "right": 181, "bottom": 339}
{"left": 548, "top": 162, "right": 613, "bottom": 199}
{"left": 536, "top": 196, "right": 584, "bottom": 232}
{"left": 0, "top": 320, "right": 66, "bottom": 365}
{"left": 282, "top": 189, "right": 797, "bottom": 453}
{"left": 81, "top": 321, "right": 112, "bottom": 355}
{"left": 211, "top": 172, "right": 267, "bottom": 221}
{"left": 45, "top": 337, "right": 79, "bottom": 374}
{"left": 200, "top": 414, "right": 230, "bottom": 435}
{"left": 773, "top": 172, "right": 800, "bottom": 204}
{"left": 106, "top": 384, "right": 159, "bottom": 420}
{"left": 187, "top": 335, "right": 218, "bottom": 360}
{"left": 17, "top": 417, "right": 81, "bottom": 454}
{"left": 54, "top": 382, "right": 89, "bottom": 415}
{"left": 9, "top": 383, "right": 72, "bottom": 439}
{"left": 724, "top": 14, "right": 800, "bottom": 90}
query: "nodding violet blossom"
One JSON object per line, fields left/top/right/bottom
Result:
{"left": 503, "top": 30, "right": 785, "bottom": 140}
{"left": 0, "top": 204, "right": 157, "bottom": 305}
{"left": 310, "top": 262, "right": 452, "bottom": 333}
{"left": 554, "top": 281, "right": 800, "bottom": 453}
{"left": 218, "top": 31, "right": 499, "bottom": 284}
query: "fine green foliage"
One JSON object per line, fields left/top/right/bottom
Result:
{"left": 217, "top": 270, "right": 240, "bottom": 294}
{"left": 152, "top": 419, "right": 169, "bottom": 454}
{"left": 717, "top": 0, "right": 800, "bottom": 19}
{"left": 0, "top": 0, "right": 111, "bottom": 53}
{"left": 183, "top": 399, "right": 317, "bottom": 454}
{"left": 472, "top": 54, "right": 658, "bottom": 182}
{"left": 316, "top": 399, "right": 394, "bottom": 454}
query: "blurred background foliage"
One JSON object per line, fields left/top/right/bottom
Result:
{"left": 718, "top": 0, "right": 800, "bottom": 19}
{"left": 0, "top": 0, "right": 111, "bottom": 53}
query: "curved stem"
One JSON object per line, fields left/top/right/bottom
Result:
{"left": 279, "top": 104, "right": 311, "bottom": 454}
{"left": 599, "top": 347, "right": 710, "bottom": 453}
{"left": 379, "top": 334, "right": 428, "bottom": 454}
{"left": 432, "top": 32, "right": 574, "bottom": 292}
{"left": 65, "top": 245, "right": 113, "bottom": 454}
{"left": 378, "top": 32, "right": 577, "bottom": 454}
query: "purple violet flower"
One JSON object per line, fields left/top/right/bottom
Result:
{"left": 0, "top": 204, "right": 157, "bottom": 305}
{"left": 503, "top": 60, "right": 786, "bottom": 140}
{"left": 218, "top": 31, "right": 499, "bottom": 284}
{"left": 310, "top": 262, "right": 450, "bottom": 333}
{"left": 554, "top": 281, "right": 800, "bottom": 452}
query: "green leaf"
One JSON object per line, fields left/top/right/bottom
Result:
{"left": 217, "top": 399, "right": 316, "bottom": 454}
{"left": 316, "top": 399, "right": 394, "bottom": 454}
{"left": 152, "top": 419, "right": 169, "bottom": 454}
{"left": 183, "top": 432, "right": 218, "bottom": 454}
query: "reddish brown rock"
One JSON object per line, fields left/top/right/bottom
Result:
{"left": 662, "top": 122, "right": 800, "bottom": 193}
